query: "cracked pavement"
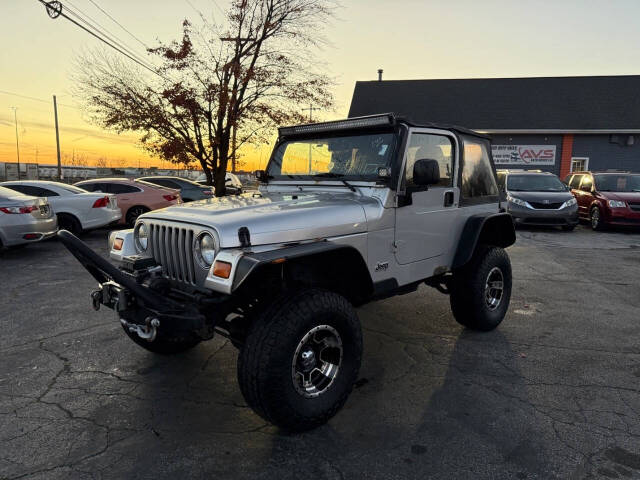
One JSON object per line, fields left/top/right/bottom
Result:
{"left": 1, "top": 225, "right": 639, "bottom": 479}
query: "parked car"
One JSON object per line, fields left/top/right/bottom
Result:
{"left": 1, "top": 180, "right": 121, "bottom": 235}
{"left": 564, "top": 171, "right": 640, "bottom": 230}
{"left": 59, "top": 113, "right": 516, "bottom": 432}
{"left": 497, "top": 170, "right": 578, "bottom": 230}
{"left": 74, "top": 178, "right": 181, "bottom": 225}
{"left": 136, "top": 176, "right": 214, "bottom": 202}
{"left": 0, "top": 185, "right": 57, "bottom": 248}
{"left": 195, "top": 172, "right": 243, "bottom": 195}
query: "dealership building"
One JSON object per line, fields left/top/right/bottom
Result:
{"left": 348, "top": 75, "right": 640, "bottom": 179}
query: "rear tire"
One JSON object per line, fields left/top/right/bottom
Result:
{"left": 237, "top": 289, "right": 362, "bottom": 432}
{"left": 125, "top": 206, "right": 149, "bottom": 225}
{"left": 450, "top": 246, "right": 512, "bottom": 331}
{"left": 562, "top": 224, "right": 576, "bottom": 231}
{"left": 57, "top": 213, "right": 82, "bottom": 236}
{"left": 121, "top": 324, "right": 201, "bottom": 355}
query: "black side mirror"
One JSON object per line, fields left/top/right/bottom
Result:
{"left": 413, "top": 159, "right": 440, "bottom": 186}
{"left": 254, "top": 170, "right": 266, "bottom": 182}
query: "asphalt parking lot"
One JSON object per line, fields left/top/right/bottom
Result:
{"left": 1, "top": 225, "right": 639, "bottom": 479}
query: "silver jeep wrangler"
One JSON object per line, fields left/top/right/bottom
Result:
{"left": 60, "top": 114, "right": 515, "bottom": 431}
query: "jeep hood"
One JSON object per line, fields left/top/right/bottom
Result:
{"left": 142, "top": 191, "right": 374, "bottom": 248}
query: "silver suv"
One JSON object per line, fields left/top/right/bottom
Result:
{"left": 60, "top": 114, "right": 516, "bottom": 431}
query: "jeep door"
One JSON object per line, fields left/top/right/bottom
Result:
{"left": 394, "top": 129, "right": 460, "bottom": 264}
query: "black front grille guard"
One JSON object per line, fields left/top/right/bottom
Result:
{"left": 57, "top": 230, "right": 179, "bottom": 311}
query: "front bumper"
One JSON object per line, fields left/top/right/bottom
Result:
{"left": 603, "top": 207, "right": 640, "bottom": 226}
{"left": 509, "top": 204, "right": 579, "bottom": 227}
{"left": 57, "top": 230, "right": 217, "bottom": 341}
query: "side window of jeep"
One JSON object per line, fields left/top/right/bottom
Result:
{"left": 459, "top": 136, "right": 499, "bottom": 202}
{"left": 405, "top": 133, "right": 453, "bottom": 188}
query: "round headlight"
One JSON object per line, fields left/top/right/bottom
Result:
{"left": 195, "top": 232, "right": 216, "bottom": 267}
{"left": 134, "top": 223, "right": 148, "bottom": 252}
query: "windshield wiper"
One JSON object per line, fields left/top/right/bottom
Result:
{"left": 312, "top": 173, "right": 356, "bottom": 192}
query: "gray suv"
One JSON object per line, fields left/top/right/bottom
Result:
{"left": 60, "top": 114, "right": 516, "bottom": 431}
{"left": 497, "top": 170, "right": 579, "bottom": 231}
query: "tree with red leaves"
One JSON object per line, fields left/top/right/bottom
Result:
{"left": 75, "top": 0, "right": 335, "bottom": 195}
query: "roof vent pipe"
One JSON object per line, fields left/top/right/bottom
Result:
{"left": 377, "top": 69, "right": 383, "bottom": 81}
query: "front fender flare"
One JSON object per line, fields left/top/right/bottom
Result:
{"left": 232, "top": 241, "right": 367, "bottom": 292}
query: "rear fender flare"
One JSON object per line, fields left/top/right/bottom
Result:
{"left": 452, "top": 212, "right": 515, "bottom": 269}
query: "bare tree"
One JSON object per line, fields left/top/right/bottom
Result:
{"left": 74, "top": 0, "right": 335, "bottom": 195}
{"left": 95, "top": 156, "right": 108, "bottom": 169}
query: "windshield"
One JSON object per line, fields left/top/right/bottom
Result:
{"left": 267, "top": 132, "right": 397, "bottom": 179}
{"left": 507, "top": 174, "right": 566, "bottom": 192}
{"left": 594, "top": 174, "right": 640, "bottom": 192}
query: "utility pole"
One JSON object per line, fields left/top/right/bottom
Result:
{"left": 10, "top": 107, "right": 21, "bottom": 180}
{"left": 302, "top": 104, "right": 320, "bottom": 172}
{"left": 53, "top": 95, "right": 62, "bottom": 180}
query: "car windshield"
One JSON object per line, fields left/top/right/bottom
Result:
{"left": 267, "top": 132, "right": 397, "bottom": 180}
{"left": 594, "top": 174, "right": 640, "bottom": 192}
{"left": 507, "top": 174, "right": 566, "bottom": 192}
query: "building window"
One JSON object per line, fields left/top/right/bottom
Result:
{"left": 571, "top": 157, "right": 589, "bottom": 172}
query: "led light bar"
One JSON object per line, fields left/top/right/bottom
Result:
{"left": 279, "top": 113, "right": 395, "bottom": 137}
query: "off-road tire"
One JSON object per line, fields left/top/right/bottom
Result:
{"left": 450, "top": 245, "right": 512, "bottom": 331}
{"left": 57, "top": 213, "right": 82, "bottom": 236}
{"left": 237, "top": 289, "right": 362, "bottom": 432}
{"left": 590, "top": 206, "right": 606, "bottom": 231}
{"left": 121, "top": 324, "right": 201, "bottom": 354}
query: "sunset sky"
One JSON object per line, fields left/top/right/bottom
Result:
{"left": 2, "top": 0, "right": 640, "bottom": 172}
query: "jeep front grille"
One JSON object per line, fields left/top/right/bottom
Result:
{"left": 149, "top": 224, "right": 196, "bottom": 285}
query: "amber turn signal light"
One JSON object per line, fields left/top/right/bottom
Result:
{"left": 113, "top": 238, "right": 124, "bottom": 251}
{"left": 212, "top": 260, "right": 232, "bottom": 279}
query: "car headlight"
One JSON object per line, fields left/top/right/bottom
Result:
{"left": 195, "top": 232, "right": 217, "bottom": 268}
{"left": 507, "top": 195, "right": 529, "bottom": 208}
{"left": 561, "top": 197, "right": 577, "bottom": 208}
{"left": 608, "top": 200, "right": 626, "bottom": 208}
{"left": 134, "top": 222, "right": 149, "bottom": 252}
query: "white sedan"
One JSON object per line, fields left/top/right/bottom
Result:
{"left": 1, "top": 180, "right": 121, "bottom": 235}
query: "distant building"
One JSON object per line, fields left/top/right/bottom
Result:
{"left": 349, "top": 75, "right": 640, "bottom": 178}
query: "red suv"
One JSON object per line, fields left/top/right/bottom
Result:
{"left": 564, "top": 171, "right": 640, "bottom": 230}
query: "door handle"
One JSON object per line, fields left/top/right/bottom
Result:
{"left": 444, "top": 191, "right": 454, "bottom": 207}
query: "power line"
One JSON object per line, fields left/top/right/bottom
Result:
{"left": 62, "top": 0, "right": 154, "bottom": 71}
{"left": 84, "top": 0, "right": 149, "bottom": 49}
{"left": 35, "top": 0, "right": 163, "bottom": 78}
{"left": 0, "top": 89, "right": 79, "bottom": 109}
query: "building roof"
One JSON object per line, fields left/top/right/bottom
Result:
{"left": 348, "top": 75, "right": 640, "bottom": 133}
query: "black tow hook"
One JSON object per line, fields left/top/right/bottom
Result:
{"left": 91, "top": 290, "right": 102, "bottom": 311}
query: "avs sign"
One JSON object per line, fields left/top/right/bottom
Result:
{"left": 492, "top": 145, "right": 556, "bottom": 166}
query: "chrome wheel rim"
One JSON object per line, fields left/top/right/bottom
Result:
{"left": 591, "top": 209, "right": 599, "bottom": 229}
{"left": 292, "top": 325, "right": 343, "bottom": 398}
{"left": 484, "top": 267, "right": 504, "bottom": 311}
